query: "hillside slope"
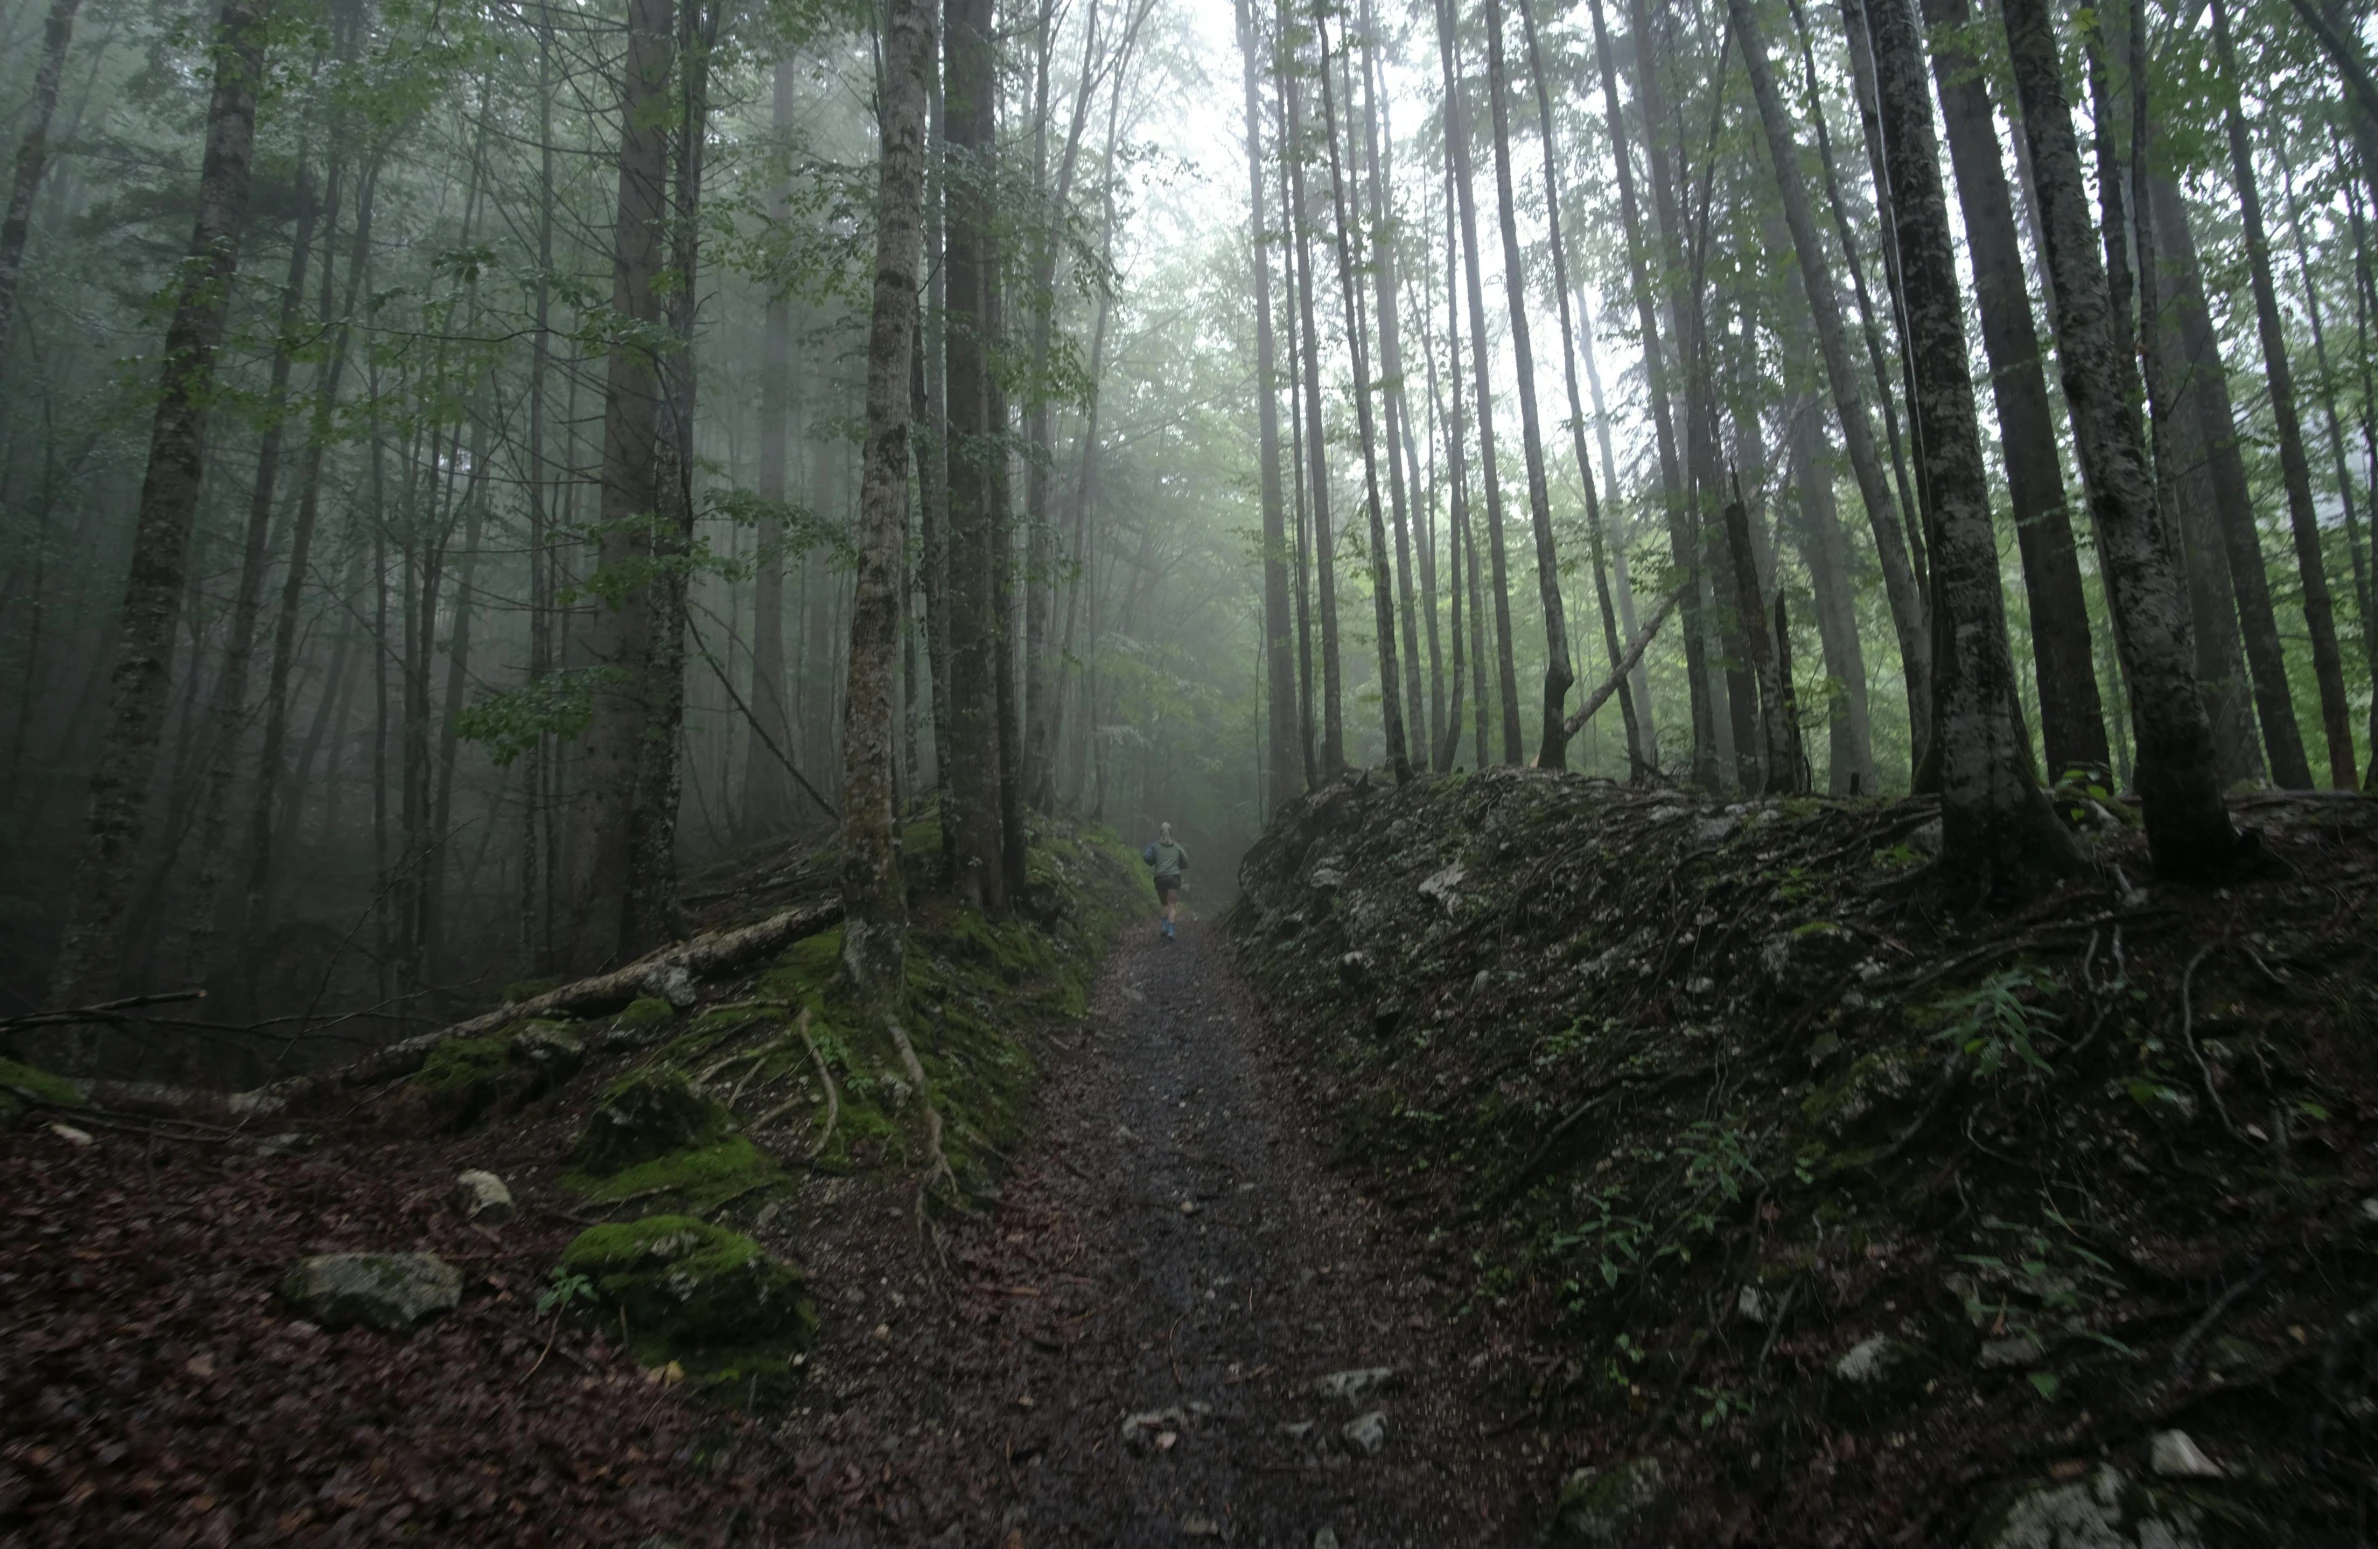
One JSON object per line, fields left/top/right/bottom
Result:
{"left": 1230, "top": 768, "right": 2378, "bottom": 1545}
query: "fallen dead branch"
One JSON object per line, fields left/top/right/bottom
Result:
{"left": 232, "top": 899, "right": 843, "bottom": 1116}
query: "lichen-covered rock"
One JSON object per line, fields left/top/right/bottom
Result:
{"left": 571, "top": 1071, "right": 726, "bottom": 1176}
{"left": 558, "top": 1215, "right": 813, "bottom": 1356}
{"left": 1546, "top": 1456, "right": 1669, "bottom": 1546}
{"left": 280, "top": 1252, "right": 462, "bottom": 1333}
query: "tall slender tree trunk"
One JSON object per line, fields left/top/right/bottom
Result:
{"left": 46, "top": 0, "right": 273, "bottom": 1022}
{"left": 1588, "top": 0, "right": 1708, "bottom": 785}
{"left": 1732, "top": 0, "right": 1930, "bottom": 783}
{"left": 1476, "top": 0, "right": 1573, "bottom": 768}
{"left": 1921, "top": 0, "right": 2108, "bottom": 780}
{"left": 2150, "top": 173, "right": 2310, "bottom": 788}
{"left": 1239, "top": 0, "right": 1300, "bottom": 809}
{"left": 843, "top": 0, "right": 933, "bottom": 1005}
{"left": 944, "top": 0, "right": 1007, "bottom": 907}
{"left": 1516, "top": 0, "right": 1637, "bottom": 776}
{"left": 1865, "top": 0, "right": 2079, "bottom": 896}
{"left": 745, "top": 57, "right": 795, "bottom": 832}
{"left": 0, "top": 0, "right": 84, "bottom": 387}
{"left": 1315, "top": 4, "right": 1409, "bottom": 780}
{"left": 2000, "top": 0, "right": 2246, "bottom": 878}
{"left": 2209, "top": 0, "right": 2355, "bottom": 787}
{"left": 1280, "top": 84, "right": 1319, "bottom": 788}
{"left": 1435, "top": 0, "right": 1522, "bottom": 765}
{"left": 1280, "top": 17, "right": 1345, "bottom": 776}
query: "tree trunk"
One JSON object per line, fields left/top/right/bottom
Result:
{"left": 2209, "top": 0, "right": 2356, "bottom": 787}
{"left": 46, "top": 0, "right": 272, "bottom": 1024}
{"left": 1865, "top": 0, "right": 2079, "bottom": 896}
{"left": 1731, "top": 0, "right": 1931, "bottom": 784}
{"left": 1354, "top": 0, "right": 1428, "bottom": 757}
{"left": 2149, "top": 172, "right": 2311, "bottom": 789}
{"left": 1280, "top": 80, "right": 1319, "bottom": 788}
{"left": 1999, "top": 0, "right": 2246, "bottom": 878}
{"left": 744, "top": 57, "right": 795, "bottom": 833}
{"left": 1587, "top": 0, "right": 1703, "bottom": 785}
{"left": 842, "top": 0, "right": 933, "bottom": 1007}
{"left": 0, "top": 0, "right": 84, "bottom": 386}
{"left": 1314, "top": 3, "right": 1409, "bottom": 780}
{"left": 1516, "top": 0, "right": 1638, "bottom": 777}
{"left": 1280, "top": 13, "right": 1345, "bottom": 778}
{"left": 1476, "top": 0, "right": 1573, "bottom": 768}
{"left": 1722, "top": 499, "right": 1801, "bottom": 793}
{"left": 1435, "top": 0, "right": 1522, "bottom": 765}
{"left": 944, "top": 0, "right": 1007, "bottom": 908}
{"left": 570, "top": 0, "right": 674, "bottom": 965}
{"left": 1239, "top": 0, "right": 1299, "bottom": 811}
{"left": 1921, "top": 0, "right": 2109, "bottom": 781}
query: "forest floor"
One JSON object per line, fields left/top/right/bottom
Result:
{"left": 778, "top": 918, "right": 1539, "bottom": 1546}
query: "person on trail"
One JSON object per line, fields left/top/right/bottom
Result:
{"left": 1142, "top": 823, "right": 1188, "bottom": 940}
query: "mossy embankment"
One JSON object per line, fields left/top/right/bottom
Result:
{"left": 401, "top": 811, "right": 1148, "bottom": 1402}
{"left": 1230, "top": 768, "right": 2378, "bottom": 1543}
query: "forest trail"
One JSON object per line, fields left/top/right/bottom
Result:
{"left": 788, "top": 920, "right": 1536, "bottom": 1547}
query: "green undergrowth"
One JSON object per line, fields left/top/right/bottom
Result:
{"left": 1230, "top": 767, "right": 2378, "bottom": 1538}
{"left": 557, "top": 1215, "right": 814, "bottom": 1399}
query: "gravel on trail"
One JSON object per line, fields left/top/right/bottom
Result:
{"left": 784, "top": 920, "right": 1542, "bottom": 1547}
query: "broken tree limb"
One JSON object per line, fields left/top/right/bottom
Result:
{"left": 232, "top": 898, "right": 844, "bottom": 1114}
{"left": 1562, "top": 588, "right": 1681, "bottom": 742}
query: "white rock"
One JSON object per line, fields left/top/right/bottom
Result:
{"left": 1340, "top": 1410, "right": 1386, "bottom": 1456}
{"left": 1417, "top": 862, "right": 1465, "bottom": 915}
{"left": 2150, "top": 1430, "right": 2222, "bottom": 1479}
{"left": 2360, "top": 1197, "right": 2378, "bottom": 1224}
{"left": 1835, "top": 1335, "right": 1895, "bottom": 1383}
{"left": 1735, "top": 1286, "right": 1767, "bottom": 1324}
{"left": 642, "top": 963, "right": 697, "bottom": 1008}
{"left": 1313, "top": 1531, "right": 1341, "bottom": 1549}
{"left": 452, "top": 1169, "right": 516, "bottom": 1224}
{"left": 279, "top": 1252, "right": 461, "bottom": 1333}
{"left": 47, "top": 1122, "right": 93, "bottom": 1147}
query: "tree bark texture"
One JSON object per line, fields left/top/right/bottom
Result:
{"left": 1239, "top": 0, "right": 1300, "bottom": 812}
{"left": 1864, "top": 0, "right": 2080, "bottom": 896}
{"left": 841, "top": 0, "right": 933, "bottom": 1007}
{"left": 1998, "top": 0, "right": 2245, "bottom": 878}
{"left": 745, "top": 57, "right": 796, "bottom": 833}
{"left": 1921, "top": 0, "right": 2109, "bottom": 780}
{"left": 1280, "top": 18, "right": 1345, "bottom": 777}
{"left": 48, "top": 0, "right": 274, "bottom": 1020}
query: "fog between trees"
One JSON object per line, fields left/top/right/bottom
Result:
{"left": 2, "top": 0, "right": 2373, "bottom": 1073}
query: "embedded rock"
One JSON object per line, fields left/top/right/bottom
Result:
{"left": 1546, "top": 1456, "right": 1669, "bottom": 1547}
{"left": 558, "top": 1215, "right": 811, "bottom": 1356}
{"left": 453, "top": 1169, "right": 516, "bottom": 1224}
{"left": 572, "top": 1071, "right": 726, "bottom": 1176}
{"left": 280, "top": 1252, "right": 462, "bottom": 1333}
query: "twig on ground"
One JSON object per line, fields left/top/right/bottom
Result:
{"left": 2179, "top": 943, "right": 2240, "bottom": 1139}
{"left": 2170, "top": 1261, "right": 2268, "bottom": 1381}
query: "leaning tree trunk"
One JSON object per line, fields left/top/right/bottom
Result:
{"left": 744, "top": 57, "right": 796, "bottom": 834}
{"left": 1435, "top": 0, "right": 1522, "bottom": 765}
{"left": 841, "top": 0, "right": 933, "bottom": 1007}
{"left": 1999, "top": 0, "right": 2246, "bottom": 878}
{"left": 2210, "top": 0, "right": 2356, "bottom": 787}
{"left": 1731, "top": 0, "right": 1931, "bottom": 784}
{"left": 46, "top": 0, "right": 273, "bottom": 1026}
{"left": 1864, "top": 0, "right": 2080, "bottom": 897}
{"left": 1238, "top": 0, "right": 1300, "bottom": 811}
{"left": 1921, "top": 0, "right": 2109, "bottom": 781}
{"left": 1479, "top": 0, "right": 1574, "bottom": 768}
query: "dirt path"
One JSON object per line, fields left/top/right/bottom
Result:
{"left": 785, "top": 921, "right": 1538, "bottom": 1547}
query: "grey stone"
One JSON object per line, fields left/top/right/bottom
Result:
{"left": 641, "top": 963, "right": 697, "bottom": 1008}
{"left": 1969, "top": 1466, "right": 2213, "bottom": 1548}
{"left": 1694, "top": 814, "right": 1741, "bottom": 846}
{"left": 1312, "top": 1366, "right": 1395, "bottom": 1403}
{"left": 452, "top": 1169, "right": 515, "bottom": 1224}
{"left": 1979, "top": 1336, "right": 2043, "bottom": 1370}
{"left": 1340, "top": 1410, "right": 1386, "bottom": 1456}
{"left": 1835, "top": 1335, "right": 1901, "bottom": 1383}
{"left": 1314, "top": 1531, "right": 1341, "bottom": 1549}
{"left": 280, "top": 1252, "right": 462, "bottom": 1333}
{"left": 1735, "top": 1286, "right": 1768, "bottom": 1324}
{"left": 1547, "top": 1456, "right": 1668, "bottom": 1547}
{"left": 2149, "top": 1431, "right": 2221, "bottom": 1480}
{"left": 248, "top": 1131, "right": 317, "bottom": 1156}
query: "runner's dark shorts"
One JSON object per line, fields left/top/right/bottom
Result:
{"left": 1155, "top": 875, "right": 1181, "bottom": 905}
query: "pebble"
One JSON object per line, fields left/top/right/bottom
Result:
{"left": 1341, "top": 1410, "right": 1386, "bottom": 1456}
{"left": 2150, "top": 1429, "right": 2222, "bottom": 1478}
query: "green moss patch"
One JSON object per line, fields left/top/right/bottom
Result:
{"left": 616, "top": 996, "right": 678, "bottom": 1035}
{"left": 558, "top": 1215, "right": 814, "bottom": 1395}
{"left": 565, "top": 1133, "right": 780, "bottom": 1213}
{"left": 571, "top": 1070, "right": 726, "bottom": 1175}
{"left": 0, "top": 1056, "right": 83, "bottom": 1128}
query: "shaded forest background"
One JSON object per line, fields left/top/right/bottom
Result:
{"left": 1, "top": 0, "right": 2372, "bottom": 1076}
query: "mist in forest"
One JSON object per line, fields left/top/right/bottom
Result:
{"left": 3, "top": 0, "right": 2373, "bottom": 1083}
